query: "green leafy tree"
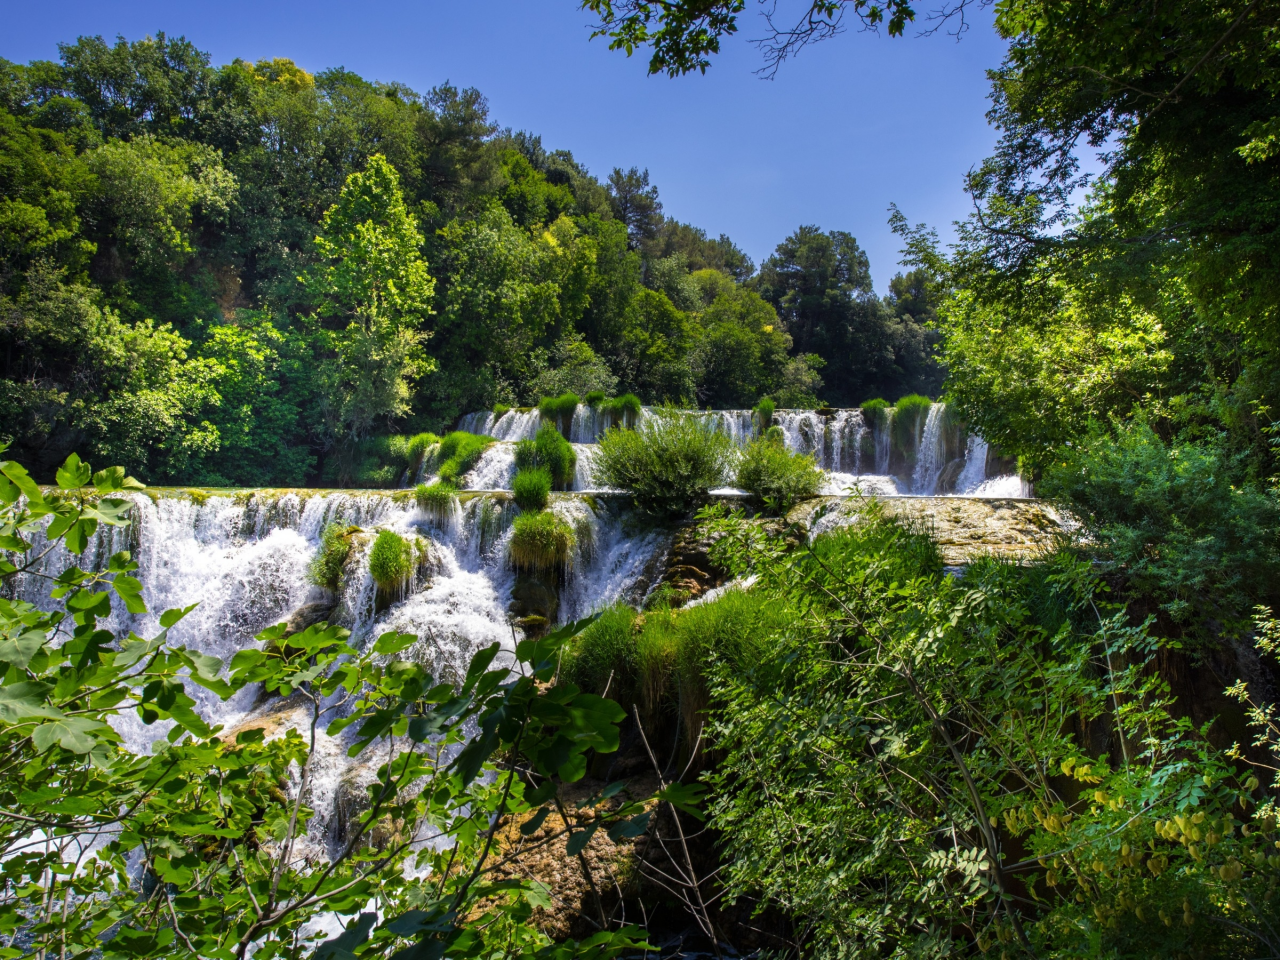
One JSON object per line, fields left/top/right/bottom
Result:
{"left": 307, "top": 154, "right": 435, "bottom": 450}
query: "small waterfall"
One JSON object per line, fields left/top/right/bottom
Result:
{"left": 489, "top": 409, "right": 542, "bottom": 441}
{"left": 828, "top": 409, "right": 866, "bottom": 473}
{"left": 875, "top": 409, "right": 894, "bottom": 474}
{"left": 776, "top": 410, "right": 825, "bottom": 460}
{"left": 956, "top": 435, "right": 990, "bottom": 494}
{"left": 572, "top": 444, "right": 601, "bottom": 491}
{"left": 457, "top": 411, "right": 493, "bottom": 435}
{"left": 569, "top": 405, "right": 598, "bottom": 443}
{"left": 462, "top": 443, "right": 517, "bottom": 490}
{"left": 911, "top": 404, "right": 947, "bottom": 495}
{"left": 715, "top": 410, "right": 756, "bottom": 446}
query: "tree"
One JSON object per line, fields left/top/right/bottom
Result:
{"left": 606, "top": 166, "right": 663, "bottom": 250}
{"left": 306, "top": 154, "right": 435, "bottom": 452}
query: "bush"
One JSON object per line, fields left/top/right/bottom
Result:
{"left": 538, "top": 392, "right": 580, "bottom": 432}
{"left": 891, "top": 393, "right": 932, "bottom": 453}
{"left": 308, "top": 522, "right": 358, "bottom": 590}
{"left": 508, "top": 510, "right": 576, "bottom": 572}
{"left": 735, "top": 437, "right": 824, "bottom": 514}
{"left": 367, "top": 529, "right": 416, "bottom": 593}
{"left": 406, "top": 433, "right": 438, "bottom": 474}
{"left": 598, "top": 393, "right": 642, "bottom": 424}
{"left": 492, "top": 403, "right": 511, "bottom": 420}
{"left": 563, "top": 603, "right": 639, "bottom": 701}
{"left": 414, "top": 481, "right": 458, "bottom": 523}
{"left": 512, "top": 467, "right": 552, "bottom": 512}
{"left": 754, "top": 396, "right": 775, "bottom": 433}
{"left": 434, "top": 431, "right": 495, "bottom": 484}
{"left": 583, "top": 390, "right": 607, "bottom": 407}
{"left": 592, "top": 407, "right": 734, "bottom": 517}
{"left": 514, "top": 423, "right": 577, "bottom": 489}
{"left": 1040, "top": 421, "right": 1280, "bottom": 634}
{"left": 764, "top": 425, "right": 785, "bottom": 444}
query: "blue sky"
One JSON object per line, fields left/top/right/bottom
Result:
{"left": 2, "top": 0, "right": 1012, "bottom": 292}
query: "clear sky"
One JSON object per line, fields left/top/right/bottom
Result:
{"left": 1, "top": 0, "right": 1012, "bottom": 292}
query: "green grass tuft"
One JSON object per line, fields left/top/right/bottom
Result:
{"left": 764, "top": 425, "right": 785, "bottom": 445}
{"left": 308, "top": 523, "right": 359, "bottom": 590}
{"left": 735, "top": 438, "right": 824, "bottom": 514}
{"left": 754, "top": 396, "right": 775, "bottom": 433}
{"left": 514, "top": 423, "right": 577, "bottom": 489}
{"left": 597, "top": 393, "right": 642, "bottom": 424}
{"left": 507, "top": 510, "right": 576, "bottom": 572}
{"left": 414, "top": 481, "right": 458, "bottom": 523}
{"left": 891, "top": 394, "right": 932, "bottom": 455}
{"left": 406, "top": 433, "right": 438, "bottom": 473}
{"left": 492, "top": 403, "right": 511, "bottom": 420}
{"left": 513, "top": 467, "right": 552, "bottom": 512}
{"left": 538, "top": 392, "right": 580, "bottom": 432}
{"left": 583, "top": 390, "right": 607, "bottom": 407}
{"left": 592, "top": 406, "right": 734, "bottom": 518}
{"left": 368, "top": 529, "right": 416, "bottom": 593}
{"left": 434, "top": 431, "right": 495, "bottom": 484}
{"left": 563, "top": 603, "right": 638, "bottom": 703}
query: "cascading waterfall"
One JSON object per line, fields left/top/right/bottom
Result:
{"left": 911, "top": 404, "right": 947, "bottom": 495}
{"left": 956, "top": 436, "right": 989, "bottom": 494}
{"left": 828, "top": 409, "right": 866, "bottom": 473}
{"left": 775, "top": 410, "right": 825, "bottom": 459}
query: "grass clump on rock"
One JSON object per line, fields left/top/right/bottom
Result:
{"left": 538, "top": 392, "right": 580, "bottom": 434}
{"left": 754, "top": 396, "right": 775, "bottom": 434}
{"left": 584, "top": 390, "right": 607, "bottom": 407}
{"left": 512, "top": 467, "right": 552, "bottom": 512}
{"left": 367, "top": 529, "right": 417, "bottom": 594}
{"left": 598, "top": 393, "right": 642, "bottom": 425}
{"left": 735, "top": 436, "right": 824, "bottom": 514}
{"left": 405, "top": 433, "right": 439, "bottom": 477}
{"left": 434, "top": 431, "right": 495, "bottom": 484}
{"left": 592, "top": 407, "right": 734, "bottom": 518}
{"left": 308, "top": 522, "right": 359, "bottom": 590}
{"left": 492, "top": 403, "right": 511, "bottom": 420}
{"left": 507, "top": 510, "right": 576, "bottom": 572}
{"left": 891, "top": 394, "right": 933, "bottom": 458}
{"left": 414, "top": 481, "right": 458, "bottom": 523}
{"left": 515, "top": 423, "right": 577, "bottom": 489}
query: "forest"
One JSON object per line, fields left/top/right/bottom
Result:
{"left": 4, "top": 0, "right": 1280, "bottom": 958}
{"left": 0, "top": 33, "right": 941, "bottom": 487}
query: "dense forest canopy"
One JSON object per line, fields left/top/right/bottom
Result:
{"left": 0, "top": 32, "right": 942, "bottom": 485}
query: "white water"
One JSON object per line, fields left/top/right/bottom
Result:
{"left": 911, "top": 404, "right": 947, "bottom": 495}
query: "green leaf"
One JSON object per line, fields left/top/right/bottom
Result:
{"left": 31, "top": 717, "right": 105, "bottom": 754}
{"left": 160, "top": 604, "right": 198, "bottom": 628}
{"left": 657, "top": 782, "right": 706, "bottom": 821}
{"left": 56, "top": 453, "right": 91, "bottom": 490}
{"left": 112, "top": 575, "right": 146, "bottom": 614}
{"left": 373, "top": 630, "right": 418, "bottom": 655}
{"left": 0, "top": 627, "right": 48, "bottom": 671}
{"left": 315, "top": 911, "right": 377, "bottom": 960}
{"left": 607, "top": 810, "right": 652, "bottom": 841}
{"left": 519, "top": 806, "right": 551, "bottom": 836}
{"left": 565, "top": 822, "right": 598, "bottom": 855}
{"left": 92, "top": 466, "right": 126, "bottom": 494}
{"left": 0, "top": 461, "right": 42, "bottom": 504}
{"left": 0, "top": 680, "right": 57, "bottom": 722}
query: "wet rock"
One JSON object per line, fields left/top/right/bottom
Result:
{"left": 510, "top": 571, "right": 560, "bottom": 632}
{"left": 283, "top": 600, "right": 338, "bottom": 635}
{"left": 653, "top": 523, "right": 730, "bottom": 606}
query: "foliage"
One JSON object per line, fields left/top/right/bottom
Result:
{"left": 538, "top": 391, "right": 581, "bottom": 431}
{"left": 513, "top": 466, "right": 553, "bottom": 512}
{"left": 597, "top": 392, "right": 641, "bottom": 423}
{"left": 508, "top": 509, "right": 576, "bottom": 571}
{"left": 309, "top": 521, "right": 359, "bottom": 590}
{"left": 405, "top": 431, "right": 438, "bottom": 474}
{"left": 529, "top": 334, "right": 619, "bottom": 400}
{"left": 753, "top": 396, "right": 773, "bottom": 432}
{"left": 414, "top": 480, "right": 458, "bottom": 523}
{"left": 1040, "top": 420, "right": 1280, "bottom": 636}
{"left": 697, "top": 502, "right": 1279, "bottom": 958}
{"left": 366, "top": 528, "right": 418, "bottom": 594}
{"left": 734, "top": 436, "right": 824, "bottom": 514}
{"left": 514, "top": 422, "right": 577, "bottom": 489}
{"left": 592, "top": 406, "right": 734, "bottom": 517}
{"left": 584, "top": 390, "right": 606, "bottom": 406}
{"left": 562, "top": 602, "right": 639, "bottom": 705}
{"left": 0, "top": 445, "right": 653, "bottom": 960}
{"left": 433, "top": 430, "right": 495, "bottom": 484}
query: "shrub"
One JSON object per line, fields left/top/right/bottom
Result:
{"left": 735, "top": 437, "right": 824, "bottom": 514}
{"left": 308, "top": 523, "right": 358, "bottom": 590}
{"left": 512, "top": 467, "right": 552, "bottom": 512}
{"left": 583, "top": 390, "right": 607, "bottom": 407}
{"left": 367, "top": 529, "right": 416, "bottom": 593}
{"left": 563, "top": 603, "right": 639, "bottom": 702}
{"left": 538, "top": 392, "right": 580, "bottom": 433}
{"left": 406, "top": 433, "right": 438, "bottom": 475}
{"left": 492, "top": 403, "right": 511, "bottom": 420}
{"left": 414, "top": 481, "right": 458, "bottom": 523}
{"left": 764, "top": 425, "right": 785, "bottom": 444}
{"left": 592, "top": 407, "right": 734, "bottom": 517}
{"left": 508, "top": 510, "right": 576, "bottom": 572}
{"left": 598, "top": 393, "right": 642, "bottom": 424}
{"left": 891, "top": 393, "right": 932, "bottom": 454}
{"left": 515, "top": 423, "right": 577, "bottom": 489}
{"left": 434, "top": 431, "right": 495, "bottom": 484}
{"left": 1040, "top": 421, "right": 1280, "bottom": 635}
{"left": 754, "top": 396, "right": 775, "bottom": 433}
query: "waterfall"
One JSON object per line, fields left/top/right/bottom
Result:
{"left": 569, "top": 405, "right": 597, "bottom": 443}
{"left": 911, "top": 404, "right": 947, "bottom": 495}
{"left": 457, "top": 411, "right": 493, "bottom": 435}
{"left": 875, "top": 409, "right": 894, "bottom": 474}
{"left": 572, "top": 444, "right": 602, "bottom": 491}
{"left": 956, "top": 435, "right": 989, "bottom": 493}
{"left": 776, "top": 410, "right": 825, "bottom": 460}
{"left": 462, "top": 443, "right": 518, "bottom": 490}
{"left": 488, "top": 409, "right": 542, "bottom": 441}
{"left": 828, "top": 409, "right": 866, "bottom": 473}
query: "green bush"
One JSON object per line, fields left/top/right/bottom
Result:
{"left": 891, "top": 393, "right": 932, "bottom": 454}
{"left": 507, "top": 510, "right": 576, "bottom": 572}
{"left": 492, "top": 403, "right": 511, "bottom": 420}
{"left": 434, "top": 431, "right": 495, "bottom": 484}
{"left": 583, "top": 390, "right": 607, "bottom": 407}
{"left": 592, "top": 407, "right": 734, "bottom": 517}
{"left": 764, "top": 425, "right": 785, "bottom": 444}
{"left": 754, "top": 396, "right": 775, "bottom": 433}
{"left": 598, "top": 393, "right": 642, "bottom": 424}
{"left": 735, "top": 437, "right": 824, "bottom": 514}
{"left": 512, "top": 467, "right": 552, "bottom": 512}
{"left": 414, "top": 481, "right": 458, "bottom": 523}
{"left": 563, "top": 603, "right": 639, "bottom": 701}
{"left": 514, "top": 423, "right": 577, "bottom": 489}
{"left": 538, "top": 392, "right": 580, "bottom": 432}
{"left": 367, "top": 529, "right": 416, "bottom": 593}
{"left": 406, "top": 433, "right": 438, "bottom": 475}
{"left": 1040, "top": 421, "right": 1280, "bottom": 635}
{"left": 308, "top": 522, "right": 359, "bottom": 590}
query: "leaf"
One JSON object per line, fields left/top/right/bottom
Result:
{"left": 92, "top": 466, "right": 126, "bottom": 494}
{"left": 160, "top": 604, "right": 198, "bottom": 628}
{"left": 32, "top": 717, "right": 105, "bottom": 754}
{"left": 565, "top": 822, "right": 598, "bottom": 856}
{"left": 112, "top": 575, "right": 147, "bottom": 614}
{"left": 373, "top": 630, "right": 418, "bottom": 655}
{"left": 56, "top": 453, "right": 91, "bottom": 490}
{"left": 0, "top": 627, "right": 48, "bottom": 671}
{"left": 316, "top": 911, "right": 377, "bottom": 960}
{"left": 607, "top": 810, "right": 652, "bottom": 841}
{"left": 0, "top": 461, "right": 42, "bottom": 504}
{"left": 657, "top": 782, "right": 707, "bottom": 821}
{"left": 520, "top": 806, "right": 551, "bottom": 836}
{"left": 0, "top": 680, "right": 57, "bottom": 722}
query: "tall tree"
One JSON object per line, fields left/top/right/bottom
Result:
{"left": 607, "top": 165, "right": 663, "bottom": 249}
